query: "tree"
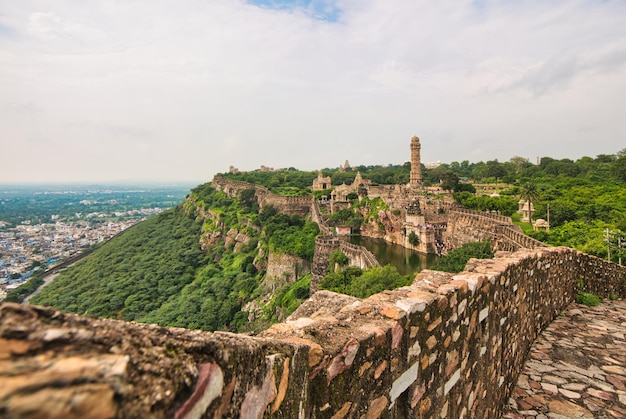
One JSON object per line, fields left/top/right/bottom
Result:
{"left": 509, "top": 156, "right": 531, "bottom": 174}
{"left": 441, "top": 171, "right": 459, "bottom": 191}
{"left": 408, "top": 231, "right": 420, "bottom": 246}
{"left": 614, "top": 156, "right": 626, "bottom": 182}
{"left": 432, "top": 240, "right": 493, "bottom": 273}
{"left": 329, "top": 250, "right": 348, "bottom": 272}
{"left": 519, "top": 181, "right": 540, "bottom": 224}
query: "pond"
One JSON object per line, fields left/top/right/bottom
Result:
{"left": 349, "top": 236, "right": 440, "bottom": 276}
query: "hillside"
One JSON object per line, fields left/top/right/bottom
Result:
{"left": 26, "top": 151, "right": 626, "bottom": 331}
{"left": 30, "top": 182, "right": 319, "bottom": 332}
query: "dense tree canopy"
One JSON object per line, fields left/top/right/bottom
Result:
{"left": 31, "top": 184, "right": 319, "bottom": 332}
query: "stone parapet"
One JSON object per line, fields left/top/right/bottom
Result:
{"left": 1, "top": 248, "right": 625, "bottom": 418}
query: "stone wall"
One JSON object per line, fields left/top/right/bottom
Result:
{"left": 310, "top": 236, "right": 381, "bottom": 292}
{"left": 265, "top": 251, "right": 311, "bottom": 285}
{"left": 3, "top": 247, "right": 624, "bottom": 418}
{"left": 211, "top": 175, "right": 270, "bottom": 200}
{"left": 211, "top": 175, "right": 313, "bottom": 218}
{"left": 260, "top": 195, "right": 313, "bottom": 217}
{"left": 445, "top": 208, "right": 544, "bottom": 252}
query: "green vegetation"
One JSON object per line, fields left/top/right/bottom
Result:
{"left": 4, "top": 274, "right": 45, "bottom": 303}
{"left": 260, "top": 275, "right": 311, "bottom": 323}
{"left": 441, "top": 151, "right": 626, "bottom": 261}
{"left": 327, "top": 208, "right": 364, "bottom": 231}
{"left": 31, "top": 206, "right": 207, "bottom": 320}
{"left": 519, "top": 181, "right": 540, "bottom": 223}
{"left": 576, "top": 292, "right": 601, "bottom": 307}
{"left": 224, "top": 169, "right": 318, "bottom": 192}
{"left": 453, "top": 192, "right": 518, "bottom": 216}
{"left": 320, "top": 264, "right": 412, "bottom": 298}
{"left": 408, "top": 231, "right": 420, "bottom": 246}
{"left": 431, "top": 240, "right": 493, "bottom": 273}
{"left": 30, "top": 183, "right": 318, "bottom": 332}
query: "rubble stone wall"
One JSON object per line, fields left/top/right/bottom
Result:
{"left": 211, "top": 175, "right": 270, "bottom": 199}
{"left": 266, "top": 251, "right": 311, "bottom": 284}
{"left": 445, "top": 209, "right": 544, "bottom": 252}
{"left": 310, "top": 236, "right": 381, "bottom": 292}
{"left": 260, "top": 195, "right": 313, "bottom": 217}
{"left": 2, "top": 248, "right": 625, "bottom": 418}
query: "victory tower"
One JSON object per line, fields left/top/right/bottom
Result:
{"left": 409, "top": 135, "right": 423, "bottom": 188}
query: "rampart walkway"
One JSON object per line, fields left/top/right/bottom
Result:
{"left": 505, "top": 299, "right": 626, "bottom": 418}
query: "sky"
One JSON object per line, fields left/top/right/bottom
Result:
{"left": 1, "top": 0, "right": 625, "bottom": 184}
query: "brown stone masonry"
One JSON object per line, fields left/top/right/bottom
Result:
{"left": 1, "top": 247, "right": 624, "bottom": 418}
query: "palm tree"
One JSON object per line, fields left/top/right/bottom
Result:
{"left": 519, "top": 181, "right": 540, "bottom": 225}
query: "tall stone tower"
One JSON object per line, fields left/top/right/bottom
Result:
{"left": 409, "top": 135, "right": 422, "bottom": 188}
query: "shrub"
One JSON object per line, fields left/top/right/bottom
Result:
{"left": 408, "top": 231, "right": 420, "bottom": 246}
{"left": 576, "top": 292, "right": 601, "bottom": 306}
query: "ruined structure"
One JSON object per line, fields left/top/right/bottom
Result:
{"left": 2, "top": 247, "right": 624, "bottom": 418}
{"left": 310, "top": 236, "right": 381, "bottom": 292}
{"left": 311, "top": 172, "right": 332, "bottom": 191}
{"left": 212, "top": 175, "right": 313, "bottom": 217}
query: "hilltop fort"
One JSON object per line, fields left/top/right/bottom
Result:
{"left": 1, "top": 136, "right": 625, "bottom": 418}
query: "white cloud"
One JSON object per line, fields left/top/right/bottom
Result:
{"left": 1, "top": 0, "right": 625, "bottom": 183}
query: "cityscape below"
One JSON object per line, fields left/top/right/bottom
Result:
{"left": 0, "top": 184, "right": 191, "bottom": 300}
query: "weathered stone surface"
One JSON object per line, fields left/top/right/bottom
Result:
{"left": 548, "top": 399, "right": 594, "bottom": 418}
{"left": 175, "top": 363, "right": 223, "bottom": 419}
{"left": 379, "top": 305, "right": 406, "bottom": 320}
{"left": 330, "top": 402, "right": 352, "bottom": 419}
{"left": 2, "top": 246, "right": 625, "bottom": 418}
{"left": 326, "top": 338, "right": 360, "bottom": 383}
{"left": 505, "top": 300, "right": 626, "bottom": 419}
{"left": 240, "top": 363, "right": 277, "bottom": 419}
{"left": 5, "top": 383, "right": 116, "bottom": 419}
{"left": 365, "top": 395, "right": 388, "bottom": 419}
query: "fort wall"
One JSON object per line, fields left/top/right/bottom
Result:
{"left": 265, "top": 251, "right": 311, "bottom": 285}
{"left": 260, "top": 195, "right": 313, "bottom": 217}
{"left": 211, "top": 175, "right": 313, "bottom": 217}
{"left": 211, "top": 175, "right": 270, "bottom": 199}
{"left": 444, "top": 207, "right": 544, "bottom": 252}
{"left": 3, "top": 247, "right": 624, "bottom": 418}
{"left": 310, "top": 236, "right": 381, "bottom": 292}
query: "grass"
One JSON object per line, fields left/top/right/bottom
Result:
{"left": 576, "top": 291, "right": 601, "bottom": 307}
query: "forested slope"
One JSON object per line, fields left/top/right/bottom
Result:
{"left": 30, "top": 206, "right": 205, "bottom": 319}
{"left": 30, "top": 182, "right": 319, "bottom": 332}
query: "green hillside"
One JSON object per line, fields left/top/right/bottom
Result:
{"left": 31, "top": 183, "right": 319, "bottom": 332}
{"left": 26, "top": 151, "right": 626, "bottom": 331}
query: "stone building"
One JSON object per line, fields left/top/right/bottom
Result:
{"left": 518, "top": 199, "right": 534, "bottom": 223}
{"left": 409, "top": 135, "right": 423, "bottom": 188}
{"left": 311, "top": 172, "right": 332, "bottom": 191}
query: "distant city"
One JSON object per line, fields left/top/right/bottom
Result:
{"left": 0, "top": 184, "right": 192, "bottom": 300}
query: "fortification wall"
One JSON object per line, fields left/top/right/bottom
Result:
{"left": 211, "top": 175, "right": 313, "bottom": 218}
{"left": 310, "top": 236, "right": 381, "bottom": 292}
{"left": 260, "top": 195, "right": 313, "bottom": 217}
{"left": 338, "top": 241, "right": 381, "bottom": 271}
{"left": 445, "top": 208, "right": 544, "bottom": 252}
{"left": 3, "top": 247, "right": 624, "bottom": 418}
{"left": 211, "top": 175, "right": 270, "bottom": 199}
{"left": 265, "top": 251, "right": 311, "bottom": 284}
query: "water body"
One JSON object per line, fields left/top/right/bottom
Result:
{"left": 349, "top": 236, "right": 440, "bottom": 276}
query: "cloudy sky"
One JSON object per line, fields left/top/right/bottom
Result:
{"left": 1, "top": 0, "right": 625, "bottom": 183}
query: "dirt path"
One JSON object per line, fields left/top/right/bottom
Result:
{"left": 24, "top": 271, "right": 62, "bottom": 303}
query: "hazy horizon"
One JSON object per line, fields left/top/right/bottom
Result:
{"left": 2, "top": 1, "right": 625, "bottom": 183}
